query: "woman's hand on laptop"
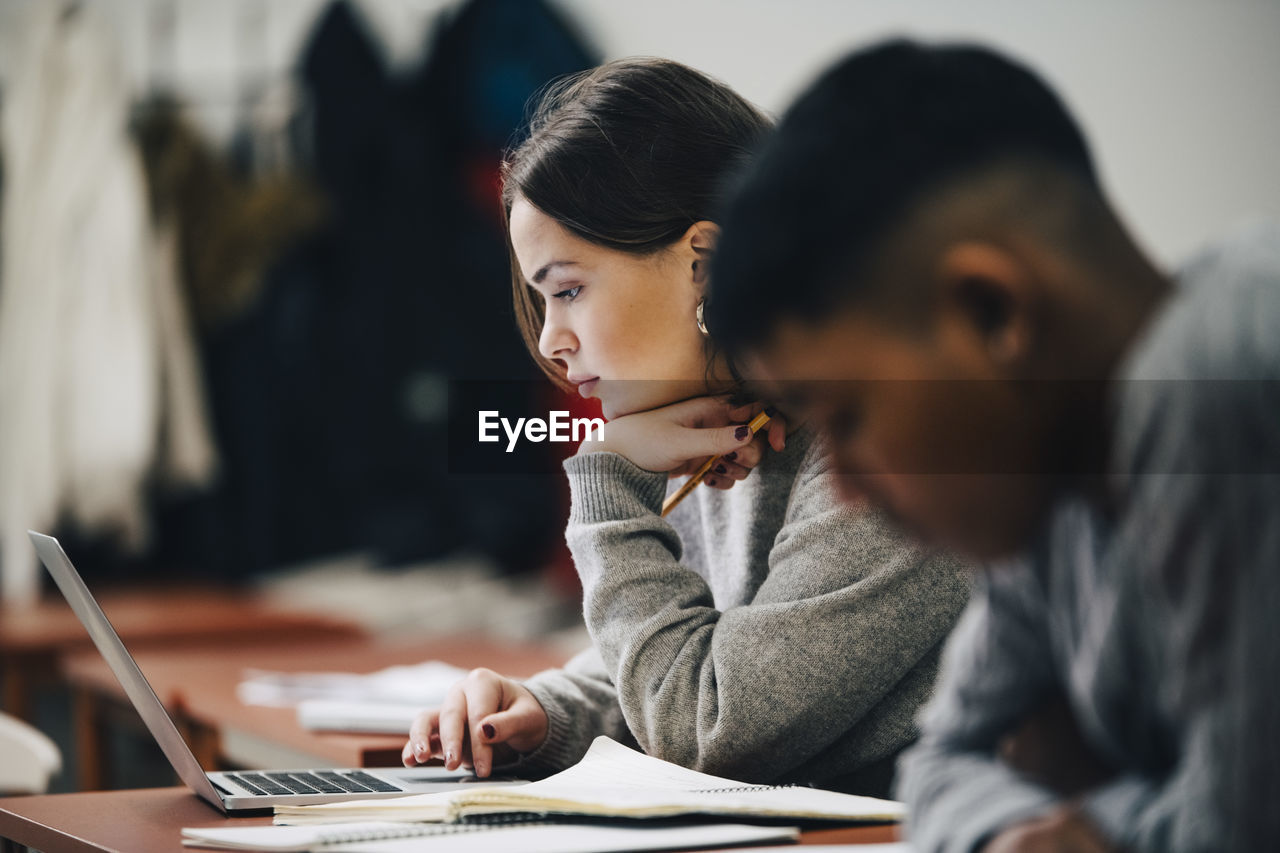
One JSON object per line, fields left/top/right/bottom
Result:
{"left": 402, "top": 668, "right": 548, "bottom": 777}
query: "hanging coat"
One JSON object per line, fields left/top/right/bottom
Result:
{"left": 0, "top": 2, "right": 217, "bottom": 603}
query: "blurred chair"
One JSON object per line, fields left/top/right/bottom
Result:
{"left": 0, "top": 711, "right": 61, "bottom": 794}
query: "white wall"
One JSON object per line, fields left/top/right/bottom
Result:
{"left": 560, "top": 0, "right": 1280, "bottom": 267}
{"left": 2, "top": 0, "right": 1277, "bottom": 265}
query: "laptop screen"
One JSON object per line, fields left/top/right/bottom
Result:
{"left": 29, "top": 531, "right": 227, "bottom": 811}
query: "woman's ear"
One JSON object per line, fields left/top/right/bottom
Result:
{"left": 685, "top": 221, "right": 720, "bottom": 288}
{"left": 936, "top": 241, "right": 1036, "bottom": 371}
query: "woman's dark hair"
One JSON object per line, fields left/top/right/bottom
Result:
{"left": 502, "top": 57, "right": 771, "bottom": 384}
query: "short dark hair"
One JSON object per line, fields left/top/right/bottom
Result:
{"left": 707, "top": 39, "right": 1098, "bottom": 353}
{"left": 502, "top": 57, "right": 771, "bottom": 384}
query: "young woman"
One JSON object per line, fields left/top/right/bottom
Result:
{"left": 402, "top": 57, "right": 970, "bottom": 796}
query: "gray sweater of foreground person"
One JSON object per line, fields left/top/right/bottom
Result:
{"left": 512, "top": 425, "right": 970, "bottom": 796}
{"left": 898, "top": 222, "right": 1280, "bottom": 852}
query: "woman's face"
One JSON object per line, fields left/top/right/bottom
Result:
{"left": 509, "top": 197, "right": 720, "bottom": 419}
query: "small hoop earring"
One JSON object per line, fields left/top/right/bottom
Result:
{"left": 695, "top": 299, "right": 710, "bottom": 337}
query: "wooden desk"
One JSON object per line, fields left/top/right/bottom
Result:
{"left": 0, "top": 786, "right": 902, "bottom": 853}
{"left": 0, "top": 584, "right": 364, "bottom": 721}
{"left": 60, "top": 635, "right": 571, "bottom": 790}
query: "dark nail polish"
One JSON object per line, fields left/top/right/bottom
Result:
{"left": 481, "top": 723, "right": 495, "bottom": 739}
{"left": 734, "top": 426, "right": 750, "bottom": 440}
{"left": 764, "top": 406, "right": 778, "bottom": 417}
{"left": 715, "top": 465, "right": 727, "bottom": 475}
{"left": 725, "top": 451, "right": 737, "bottom": 461}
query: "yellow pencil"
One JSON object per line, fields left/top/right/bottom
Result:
{"left": 661, "top": 411, "right": 772, "bottom": 517}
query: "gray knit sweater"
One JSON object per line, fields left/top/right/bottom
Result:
{"left": 516, "top": 425, "right": 970, "bottom": 796}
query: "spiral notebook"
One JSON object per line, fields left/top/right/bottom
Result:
{"left": 274, "top": 736, "right": 906, "bottom": 826}
{"left": 181, "top": 818, "right": 799, "bottom": 852}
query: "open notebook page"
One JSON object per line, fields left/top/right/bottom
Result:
{"left": 276, "top": 736, "right": 905, "bottom": 826}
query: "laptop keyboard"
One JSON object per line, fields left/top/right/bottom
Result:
{"left": 225, "top": 770, "right": 404, "bottom": 796}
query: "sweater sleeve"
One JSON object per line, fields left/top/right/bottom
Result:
{"left": 897, "top": 564, "right": 1066, "bottom": 853}
{"left": 508, "top": 646, "right": 635, "bottom": 776}
{"left": 1070, "top": 465, "right": 1278, "bottom": 853}
{"left": 1077, "top": 277, "right": 1280, "bottom": 851}
{"left": 563, "top": 443, "right": 970, "bottom": 785}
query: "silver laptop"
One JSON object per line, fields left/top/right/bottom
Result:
{"left": 30, "top": 530, "right": 522, "bottom": 814}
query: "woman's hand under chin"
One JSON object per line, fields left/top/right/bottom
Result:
{"left": 580, "top": 396, "right": 787, "bottom": 487}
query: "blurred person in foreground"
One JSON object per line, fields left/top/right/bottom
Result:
{"left": 708, "top": 39, "right": 1280, "bottom": 853}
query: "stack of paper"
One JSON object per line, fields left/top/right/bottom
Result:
{"left": 236, "top": 661, "right": 467, "bottom": 734}
{"left": 237, "top": 661, "right": 468, "bottom": 707}
{"left": 181, "top": 819, "right": 800, "bottom": 852}
{"left": 292, "top": 701, "right": 425, "bottom": 735}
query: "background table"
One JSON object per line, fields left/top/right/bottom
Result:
{"left": 1, "top": 584, "right": 364, "bottom": 722}
{"left": 0, "top": 786, "right": 903, "bottom": 853}
{"left": 59, "top": 634, "right": 572, "bottom": 789}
